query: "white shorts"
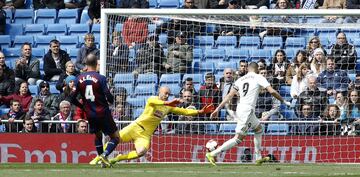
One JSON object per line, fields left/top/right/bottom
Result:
{"left": 235, "top": 106, "right": 260, "bottom": 134}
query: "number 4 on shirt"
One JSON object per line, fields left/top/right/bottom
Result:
{"left": 85, "top": 85, "right": 95, "bottom": 102}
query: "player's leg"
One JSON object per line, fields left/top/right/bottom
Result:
{"left": 98, "top": 114, "right": 120, "bottom": 167}
{"left": 251, "top": 114, "right": 270, "bottom": 165}
{"left": 111, "top": 136, "right": 150, "bottom": 163}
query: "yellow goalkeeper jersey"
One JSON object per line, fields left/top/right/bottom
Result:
{"left": 135, "top": 96, "right": 199, "bottom": 135}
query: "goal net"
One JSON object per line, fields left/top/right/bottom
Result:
{"left": 101, "top": 9, "right": 360, "bottom": 163}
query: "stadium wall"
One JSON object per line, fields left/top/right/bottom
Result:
{"left": 1, "top": 134, "right": 360, "bottom": 163}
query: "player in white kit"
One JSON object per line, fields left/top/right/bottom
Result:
{"left": 206, "top": 62, "right": 291, "bottom": 166}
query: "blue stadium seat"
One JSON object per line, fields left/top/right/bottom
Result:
{"left": 285, "top": 48, "right": 297, "bottom": 60}
{"left": 279, "top": 85, "right": 291, "bottom": 97}
{"left": 32, "top": 48, "right": 45, "bottom": 58}
{"left": 249, "top": 49, "right": 272, "bottom": 62}
{"left": 296, "top": 28, "right": 316, "bottom": 38}
{"left": 114, "top": 83, "right": 134, "bottom": 96}
{"left": 215, "top": 61, "right": 237, "bottom": 74}
{"left": 342, "top": 29, "right": 360, "bottom": 43}
{"left": 216, "top": 36, "right": 237, "bottom": 48}
{"left": 198, "top": 61, "right": 215, "bottom": 73}
{"left": 50, "top": 84, "right": 60, "bottom": 94}
{"left": 57, "top": 9, "right": 79, "bottom": 24}
{"left": 159, "top": 73, "right": 181, "bottom": 85}
{"left": 13, "top": 35, "right": 34, "bottom": 48}
{"left": 127, "top": 97, "right": 145, "bottom": 108}
{"left": 204, "top": 48, "right": 226, "bottom": 61}
{"left": 39, "top": 60, "right": 44, "bottom": 70}
{"left": 148, "top": 24, "right": 157, "bottom": 34}
{"left": 132, "top": 108, "right": 144, "bottom": 120}
{"left": 317, "top": 28, "right": 338, "bottom": 36}
{"left": 35, "top": 35, "right": 56, "bottom": 49}
{"left": 91, "top": 24, "right": 100, "bottom": 34}
{"left": 134, "top": 84, "right": 157, "bottom": 96}
{"left": 80, "top": 9, "right": 90, "bottom": 24}
{"left": 158, "top": 33, "right": 168, "bottom": 48}
{"left": 281, "top": 107, "right": 297, "bottom": 120}
{"left": 205, "top": 124, "right": 218, "bottom": 134}
{"left": 285, "top": 37, "right": 306, "bottom": 49}
{"left": 47, "top": 24, "right": 67, "bottom": 35}
{"left": 353, "top": 38, "right": 360, "bottom": 50}
{"left": 262, "top": 36, "right": 283, "bottom": 49}
{"left": 266, "top": 124, "right": 289, "bottom": 135}
{"left": 13, "top": 9, "right": 33, "bottom": 24}
{"left": 3, "top": 48, "right": 20, "bottom": 58}
{"left": 182, "top": 73, "right": 203, "bottom": 85}
{"left": 35, "top": 9, "right": 56, "bottom": 24}
{"left": 226, "top": 48, "right": 249, "bottom": 61}
{"left": 68, "top": 48, "right": 78, "bottom": 61}
{"left": 161, "top": 84, "right": 181, "bottom": 96}
{"left": 5, "top": 24, "right": 23, "bottom": 41}
{"left": 24, "top": 0, "right": 33, "bottom": 9}
{"left": 349, "top": 73, "right": 356, "bottom": 81}
{"left": 219, "top": 109, "right": 226, "bottom": 120}
{"left": 157, "top": 0, "right": 179, "bottom": 8}
{"left": 137, "top": 73, "right": 158, "bottom": 85}
{"left": 28, "top": 85, "right": 39, "bottom": 96}
{"left": 57, "top": 35, "right": 79, "bottom": 51}
{"left": 24, "top": 24, "right": 45, "bottom": 35}
{"left": 219, "top": 123, "right": 236, "bottom": 134}
{"left": 193, "top": 48, "right": 203, "bottom": 61}
{"left": 239, "top": 36, "right": 260, "bottom": 49}
{"left": 149, "top": 0, "right": 157, "bottom": 8}
{"left": 0, "top": 35, "right": 11, "bottom": 49}
{"left": 194, "top": 36, "right": 214, "bottom": 49}
{"left": 114, "top": 23, "right": 123, "bottom": 33}
{"left": 0, "top": 108, "right": 10, "bottom": 115}
{"left": 4, "top": 9, "right": 12, "bottom": 24}
{"left": 68, "top": 24, "right": 90, "bottom": 36}
{"left": 114, "top": 73, "right": 134, "bottom": 84}
{"left": 206, "top": 24, "right": 216, "bottom": 33}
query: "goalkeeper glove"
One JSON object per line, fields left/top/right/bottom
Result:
{"left": 199, "top": 104, "right": 214, "bottom": 114}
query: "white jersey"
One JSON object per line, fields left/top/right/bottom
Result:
{"left": 233, "top": 72, "right": 270, "bottom": 108}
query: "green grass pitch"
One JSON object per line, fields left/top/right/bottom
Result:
{"left": 1, "top": 163, "right": 360, "bottom": 177}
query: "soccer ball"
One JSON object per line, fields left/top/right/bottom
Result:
{"left": 205, "top": 139, "right": 218, "bottom": 152}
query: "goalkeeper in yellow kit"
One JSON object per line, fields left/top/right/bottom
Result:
{"left": 90, "top": 86, "right": 213, "bottom": 164}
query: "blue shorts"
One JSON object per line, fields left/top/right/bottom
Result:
{"left": 88, "top": 111, "right": 117, "bottom": 135}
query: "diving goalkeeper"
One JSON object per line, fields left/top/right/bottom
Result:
{"left": 90, "top": 86, "right": 213, "bottom": 164}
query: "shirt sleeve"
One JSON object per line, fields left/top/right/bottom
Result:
{"left": 147, "top": 96, "right": 165, "bottom": 105}
{"left": 170, "top": 107, "right": 199, "bottom": 116}
{"left": 257, "top": 74, "right": 270, "bottom": 88}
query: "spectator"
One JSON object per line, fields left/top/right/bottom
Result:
{"left": 310, "top": 48, "right": 327, "bottom": 77}
{"left": 122, "top": 17, "right": 149, "bottom": 49}
{"left": 2, "top": 100, "right": 25, "bottom": 132}
{"left": 297, "top": 0, "right": 321, "bottom": 9}
{"left": 330, "top": 32, "right": 357, "bottom": 70}
{"left": 134, "top": 34, "right": 165, "bottom": 77}
{"left": 108, "top": 32, "right": 129, "bottom": 74}
{"left": 0, "top": 51, "right": 15, "bottom": 87}
{"left": 297, "top": 75, "right": 327, "bottom": 117}
{"left": 317, "top": 57, "right": 351, "bottom": 93}
{"left": 218, "top": 68, "right": 237, "bottom": 121}
{"left": 290, "top": 63, "right": 310, "bottom": 99}
{"left": 176, "top": 90, "right": 200, "bottom": 134}
{"left": 76, "top": 34, "right": 99, "bottom": 72}
{"left": 194, "top": 0, "right": 206, "bottom": 8}
{"left": 119, "top": 0, "right": 149, "bottom": 8}
{"left": 271, "top": 49, "right": 289, "bottom": 88}
{"left": 235, "top": 60, "right": 248, "bottom": 79}
{"left": 319, "top": 104, "right": 341, "bottom": 135}
{"left": 112, "top": 87, "right": 132, "bottom": 121}
{"left": 56, "top": 61, "right": 79, "bottom": 92}
{"left": 50, "top": 100, "right": 74, "bottom": 133}
{"left": 29, "top": 81, "right": 58, "bottom": 117}
{"left": 76, "top": 119, "right": 88, "bottom": 133}
{"left": 257, "top": 67, "right": 281, "bottom": 121}
{"left": 214, "top": 23, "right": 242, "bottom": 41}
{"left": 0, "top": 81, "right": 32, "bottom": 112}
{"left": 179, "top": 77, "right": 199, "bottom": 103}
{"left": 349, "top": 73, "right": 360, "bottom": 90}
{"left": 320, "top": 0, "right": 346, "bottom": 23}
{"left": 0, "top": 65, "right": 14, "bottom": 97}
{"left": 3, "top": 0, "right": 25, "bottom": 9}
{"left": 15, "top": 43, "right": 41, "bottom": 86}
{"left": 286, "top": 50, "right": 307, "bottom": 85}
{"left": 27, "top": 99, "right": 50, "bottom": 132}
{"left": 257, "top": 59, "right": 268, "bottom": 70}
{"left": 19, "top": 116, "right": 37, "bottom": 133}
{"left": 345, "top": 89, "right": 360, "bottom": 126}
{"left": 64, "top": 0, "right": 87, "bottom": 8}
{"left": 88, "top": 0, "right": 101, "bottom": 24}
{"left": 306, "top": 36, "right": 326, "bottom": 63}
{"left": 241, "top": 0, "right": 269, "bottom": 9}
{"left": 183, "top": 0, "right": 198, "bottom": 8}
{"left": 199, "top": 73, "right": 220, "bottom": 120}
{"left": 33, "top": 0, "right": 65, "bottom": 9}
{"left": 334, "top": 91, "right": 348, "bottom": 124}
{"left": 0, "top": 1, "right": 5, "bottom": 35}
{"left": 44, "top": 39, "right": 71, "bottom": 82}
{"left": 227, "top": 0, "right": 240, "bottom": 9}
{"left": 290, "top": 104, "right": 319, "bottom": 135}
{"left": 164, "top": 32, "right": 193, "bottom": 74}
{"left": 57, "top": 75, "right": 77, "bottom": 106}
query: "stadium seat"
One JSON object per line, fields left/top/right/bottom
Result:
{"left": 5, "top": 24, "right": 23, "bottom": 41}
{"left": 159, "top": 73, "right": 182, "bottom": 85}
{"left": 262, "top": 36, "right": 283, "bottom": 49}
{"left": 203, "top": 48, "right": 226, "bottom": 61}
{"left": 226, "top": 48, "right": 249, "bottom": 61}
{"left": 206, "top": 23, "right": 216, "bottom": 33}
{"left": 114, "top": 23, "right": 123, "bottom": 33}
{"left": 114, "top": 83, "right": 134, "bottom": 96}
{"left": 239, "top": 36, "right": 260, "bottom": 49}
{"left": 28, "top": 85, "right": 39, "bottom": 96}
{"left": 0, "top": 108, "right": 10, "bottom": 115}
{"left": 134, "top": 84, "right": 157, "bottom": 96}
{"left": 303, "top": 16, "right": 323, "bottom": 24}
{"left": 32, "top": 48, "right": 45, "bottom": 58}
{"left": 39, "top": 60, "right": 44, "bottom": 70}
{"left": 50, "top": 84, "right": 60, "bottom": 94}
{"left": 57, "top": 35, "right": 79, "bottom": 51}
{"left": 24, "top": 0, "right": 33, "bottom": 8}
{"left": 279, "top": 85, "right": 291, "bottom": 97}
{"left": 57, "top": 9, "right": 79, "bottom": 24}
{"left": 161, "top": 84, "right": 181, "bottom": 96}
{"left": 148, "top": 24, "right": 157, "bottom": 34}
{"left": 285, "top": 48, "right": 296, "bottom": 60}
{"left": 342, "top": 29, "right": 360, "bottom": 43}
{"left": 354, "top": 38, "right": 360, "bottom": 51}
{"left": 68, "top": 48, "right": 78, "bottom": 61}
{"left": 198, "top": 61, "right": 215, "bottom": 73}
{"left": 219, "top": 123, "right": 236, "bottom": 134}
{"left": 137, "top": 73, "right": 158, "bottom": 85}
{"left": 68, "top": 24, "right": 90, "bottom": 36}
{"left": 80, "top": 9, "right": 90, "bottom": 24}
{"left": 24, "top": 24, "right": 45, "bottom": 35}
{"left": 285, "top": 37, "right": 306, "bottom": 49}
{"left": 157, "top": 0, "right": 179, "bottom": 8}
{"left": 216, "top": 36, "right": 237, "bottom": 48}
{"left": 205, "top": 124, "right": 218, "bottom": 134}
{"left": 219, "top": 109, "right": 226, "bottom": 120}
{"left": 149, "top": 0, "right": 157, "bottom": 8}
{"left": 194, "top": 36, "right": 214, "bottom": 49}
{"left": 281, "top": 107, "right": 297, "bottom": 120}
{"left": 4, "top": 9, "right": 12, "bottom": 24}
{"left": 182, "top": 73, "right": 203, "bottom": 85}
{"left": 13, "top": 35, "right": 34, "bottom": 48}
{"left": 193, "top": 48, "right": 203, "bottom": 61}
{"left": 266, "top": 124, "right": 289, "bottom": 135}
{"left": 249, "top": 49, "right": 272, "bottom": 62}
{"left": 13, "top": 9, "right": 33, "bottom": 24}
{"left": 3, "top": 48, "right": 20, "bottom": 57}
{"left": 132, "top": 108, "right": 144, "bottom": 120}
{"left": 127, "top": 97, "right": 145, "bottom": 108}
{"left": 158, "top": 33, "right": 168, "bottom": 48}
{"left": 35, "top": 9, "right": 57, "bottom": 24}
{"left": 0, "top": 35, "right": 11, "bottom": 49}
{"left": 91, "top": 24, "right": 100, "bottom": 34}
{"left": 114, "top": 73, "right": 134, "bottom": 84}
{"left": 46, "top": 24, "right": 67, "bottom": 35}
{"left": 35, "top": 35, "right": 56, "bottom": 49}
{"left": 215, "top": 61, "right": 237, "bottom": 74}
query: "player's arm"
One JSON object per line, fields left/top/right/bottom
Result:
{"left": 265, "top": 86, "right": 291, "bottom": 106}
{"left": 210, "top": 87, "right": 238, "bottom": 119}
{"left": 101, "top": 76, "right": 114, "bottom": 103}
{"left": 170, "top": 104, "right": 214, "bottom": 116}
{"left": 68, "top": 88, "right": 84, "bottom": 109}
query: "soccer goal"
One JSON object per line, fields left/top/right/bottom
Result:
{"left": 101, "top": 9, "right": 360, "bottom": 163}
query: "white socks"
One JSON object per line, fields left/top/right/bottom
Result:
{"left": 210, "top": 138, "right": 241, "bottom": 156}
{"left": 254, "top": 131, "right": 262, "bottom": 160}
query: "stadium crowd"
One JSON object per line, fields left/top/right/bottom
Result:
{"left": 0, "top": 0, "right": 360, "bottom": 136}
